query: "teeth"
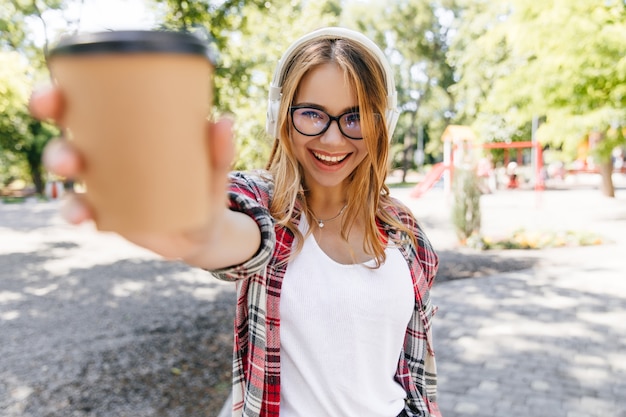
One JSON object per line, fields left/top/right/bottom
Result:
{"left": 313, "top": 152, "right": 348, "bottom": 163}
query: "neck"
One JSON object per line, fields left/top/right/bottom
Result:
{"left": 305, "top": 183, "right": 347, "bottom": 208}
{"left": 301, "top": 180, "right": 351, "bottom": 227}
{"left": 310, "top": 203, "right": 347, "bottom": 229}
{"left": 306, "top": 195, "right": 347, "bottom": 221}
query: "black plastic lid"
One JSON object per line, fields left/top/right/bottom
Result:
{"left": 48, "top": 30, "right": 216, "bottom": 63}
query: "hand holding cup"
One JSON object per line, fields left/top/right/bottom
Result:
{"left": 34, "top": 31, "right": 241, "bottom": 263}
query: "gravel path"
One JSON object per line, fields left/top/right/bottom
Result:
{"left": 0, "top": 201, "right": 237, "bottom": 416}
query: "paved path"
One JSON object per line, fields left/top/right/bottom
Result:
{"left": 2, "top": 178, "right": 626, "bottom": 417}
{"left": 395, "top": 182, "right": 626, "bottom": 417}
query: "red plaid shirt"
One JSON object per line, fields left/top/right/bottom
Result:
{"left": 211, "top": 171, "right": 441, "bottom": 417}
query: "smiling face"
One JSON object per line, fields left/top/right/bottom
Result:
{"left": 291, "top": 63, "right": 368, "bottom": 192}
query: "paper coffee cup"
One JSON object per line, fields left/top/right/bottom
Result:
{"left": 47, "top": 30, "right": 216, "bottom": 234}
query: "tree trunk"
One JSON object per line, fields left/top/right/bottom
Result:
{"left": 401, "top": 145, "right": 411, "bottom": 183}
{"left": 28, "top": 155, "right": 45, "bottom": 195}
{"left": 25, "top": 143, "right": 45, "bottom": 195}
{"left": 598, "top": 160, "right": 615, "bottom": 198}
{"left": 402, "top": 111, "right": 420, "bottom": 183}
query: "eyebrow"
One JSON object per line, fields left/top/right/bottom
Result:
{"left": 292, "top": 103, "right": 360, "bottom": 114}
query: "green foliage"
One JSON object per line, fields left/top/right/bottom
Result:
{"left": 0, "top": 52, "right": 58, "bottom": 193}
{"left": 451, "top": 166, "right": 482, "bottom": 242}
{"left": 449, "top": 0, "right": 626, "bottom": 195}
{"left": 155, "top": 0, "right": 343, "bottom": 169}
{"left": 1, "top": 0, "right": 65, "bottom": 63}
{"left": 350, "top": 0, "right": 459, "bottom": 176}
{"left": 5, "top": 0, "right": 625, "bottom": 191}
{"left": 0, "top": 52, "right": 30, "bottom": 138}
{"left": 452, "top": 1, "right": 626, "bottom": 146}
{"left": 0, "top": 1, "right": 67, "bottom": 192}
{"left": 0, "top": 51, "right": 58, "bottom": 192}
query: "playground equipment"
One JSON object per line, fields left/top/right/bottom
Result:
{"left": 45, "top": 180, "right": 64, "bottom": 200}
{"left": 410, "top": 125, "right": 545, "bottom": 198}
{"left": 410, "top": 162, "right": 445, "bottom": 198}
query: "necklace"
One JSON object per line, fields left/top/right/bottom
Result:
{"left": 312, "top": 204, "right": 347, "bottom": 228}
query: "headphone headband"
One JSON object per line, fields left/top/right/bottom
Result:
{"left": 265, "top": 27, "right": 399, "bottom": 140}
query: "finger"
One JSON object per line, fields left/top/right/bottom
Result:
{"left": 208, "top": 116, "right": 235, "bottom": 174}
{"left": 207, "top": 117, "right": 235, "bottom": 201}
{"left": 42, "top": 138, "right": 83, "bottom": 179}
{"left": 60, "top": 194, "right": 94, "bottom": 225}
{"left": 29, "top": 85, "right": 65, "bottom": 123}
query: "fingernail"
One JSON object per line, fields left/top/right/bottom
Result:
{"left": 223, "top": 116, "right": 236, "bottom": 134}
{"left": 29, "top": 84, "right": 54, "bottom": 119}
{"left": 61, "top": 197, "right": 88, "bottom": 224}
{"left": 42, "top": 141, "right": 65, "bottom": 171}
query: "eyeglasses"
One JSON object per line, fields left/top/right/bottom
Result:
{"left": 290, "top": 106, "right": 378, "bottom": 140}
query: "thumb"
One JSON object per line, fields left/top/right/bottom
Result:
{"left": 207, "top": 117, "right": 235, "bottom": 201}
{"left": 208, "top": 117, "right": 235, "bottom": 174}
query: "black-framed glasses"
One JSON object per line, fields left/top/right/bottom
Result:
{"left": 290, "top": 106, "right": 377, "bottom": 140}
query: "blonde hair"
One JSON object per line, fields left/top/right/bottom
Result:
{"left": 266, "top": 35, "right": 414, "bottom": 267}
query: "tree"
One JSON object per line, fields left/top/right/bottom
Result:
{"left": 353, "top": 0, "right": 459, "bottom": 181}
{"left": 155, "top": 0, "right": 343, "bottom": 169}
{"left": 450, "top": 0, "right": 626, "bottom": 196}
{"left": 510, "top": 0, "right": 626, "bottom": 197}
{"left": 1, "top": 0, "right": 345, "bottom": 190}
{"left": 0, "top": 51, "right": 58, "bottom": 193}
{"left": 0, "top": 0, "right": 66, "bottom": 194}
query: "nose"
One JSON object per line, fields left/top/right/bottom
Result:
{"left": 320, "top": 119, "right": 345, "bottom": 145}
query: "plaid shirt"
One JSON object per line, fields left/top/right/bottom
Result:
{"left": 211, "top": 170, "right": 441, "bottom": 417}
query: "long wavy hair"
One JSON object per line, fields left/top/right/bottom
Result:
{"left": 266, "top": 35, "right": 415, "bottom": 267}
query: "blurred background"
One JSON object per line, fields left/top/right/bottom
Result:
{"left": 2, "top": 2, "right": 626, "bottom": 416}
{"left": 1, "top": 0, "right": 625, "bottom": 201}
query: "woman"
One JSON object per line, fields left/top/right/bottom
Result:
{"left": 32, "top": 27, "right": 441, "bottom": 417}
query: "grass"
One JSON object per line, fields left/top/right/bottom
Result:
{"left": 1, "top": 194, "right": 50, "bottom": 204}
{"left": 1, "top": 196, "right": 27, "bottom": 204}
{"left": 387, "top": 181, "right": 419, "bottom": 189}
{"left": 466, "top": 229, "right": 605, "bottom": 250}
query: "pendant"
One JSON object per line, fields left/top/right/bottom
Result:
{"left": 318, "top": 221, "right": 324, "bottom": 228}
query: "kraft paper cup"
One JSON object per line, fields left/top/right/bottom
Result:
{"left": 47, "top": 30, "right": 216, "bottom": 234}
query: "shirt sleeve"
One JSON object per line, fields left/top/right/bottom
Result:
{"left": 208, "top": 172, "right": 276, "bottom": 282}
{"left": 415, "top": 221, "right": 439, "bottom": 289}
{"left": 388, "top": 196, "right": 439, "bottom": 289}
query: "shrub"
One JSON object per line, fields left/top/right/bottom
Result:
{"left": 451, "top": 166, "right": 482, "bottom": 243}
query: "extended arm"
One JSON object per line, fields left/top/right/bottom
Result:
{"left": 31, "top": 86, "right": 262, "bottom": 271}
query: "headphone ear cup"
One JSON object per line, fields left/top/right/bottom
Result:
{"left": 386, "top": 108, "right": 399, "bottom": 140}
{"left": 266, "top": 98, "right": 280, "bottom": 137}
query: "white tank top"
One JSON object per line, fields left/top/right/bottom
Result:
{"left": 280, "top": 216, "right": 414, "bottom": 417}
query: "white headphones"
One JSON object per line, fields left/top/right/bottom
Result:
{"left": 265, "top": 27, "right": 399, "bottom": 140}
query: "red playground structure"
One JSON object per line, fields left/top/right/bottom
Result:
{"left": 410, "top": 125, "right": 545, "bottom": 198}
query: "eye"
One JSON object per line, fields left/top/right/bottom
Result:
{"left": 300, "top": 108, "right": 326, "bottom": 121}
{"left": 343, "top": 112, "right": 361, "bottom": 128}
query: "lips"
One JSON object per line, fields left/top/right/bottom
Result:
{"left": 312, "top": 151, "right": 349, "bottom": 165}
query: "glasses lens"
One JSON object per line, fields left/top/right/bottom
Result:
{"left": 340, "top": 113, "right": 362, "bottom": 139}
{"left": 291, "top": 107, "right": 367, "bottom": 139}
{"left": 292, "top": 108, "right": 329, "bottom": 136}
